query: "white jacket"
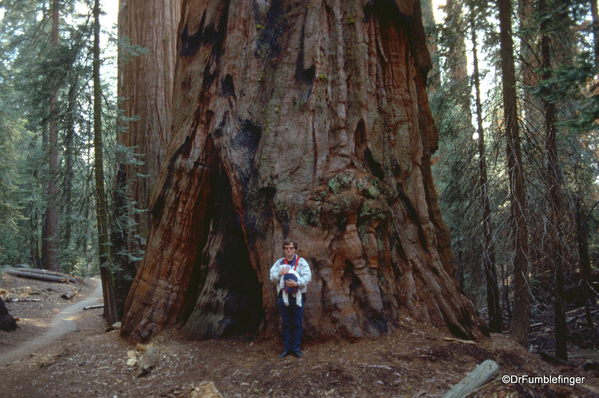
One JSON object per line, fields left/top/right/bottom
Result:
{"left": 270, "top": 255, "right": 311, "bottom": 294}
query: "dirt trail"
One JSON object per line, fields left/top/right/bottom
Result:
{"left": 0, "top": 277, "right": 102, "bottom": 366}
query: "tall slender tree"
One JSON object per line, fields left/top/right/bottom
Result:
{"left": 471, "top": 15, "right": 501, "bottom": 333}
{"left": 592, "top": 0, "right": 599, "bottom": 65}
{"left": 498, "top": 0, "right": 530, "bottom": 347}
{"left": 539, "top": 0, "right": 568, "bottom": 360}
{"left": 44, "top": 0, "right": 61, "bottom": 271}
{"left": 93, "top": 0, "right": 118, "bottom": 326}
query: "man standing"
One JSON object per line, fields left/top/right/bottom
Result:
{"left": 270, "top": 238, "right": 311, "bottom": 358}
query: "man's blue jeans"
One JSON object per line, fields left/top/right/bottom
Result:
{"left": 278, "top": 292, "right": 306, "bottom": 353}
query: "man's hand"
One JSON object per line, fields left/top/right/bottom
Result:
{"left": 279, "top": 266, "right": 290, "bottom": 276}
{"left": 285, "top": 279, "right": 298, "bottom": 288}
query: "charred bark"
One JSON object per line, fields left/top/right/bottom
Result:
{"left": 122, "top": 0, "right": 482, "bottom": 343}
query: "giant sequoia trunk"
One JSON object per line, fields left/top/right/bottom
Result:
{"left": 121, "top": 0, "right": 481, "bottom": 343}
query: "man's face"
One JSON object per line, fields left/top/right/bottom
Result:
{"left": 284, "top": 244, "right": 296, "bottom": 260}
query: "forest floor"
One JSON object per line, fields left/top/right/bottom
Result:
{"left": 0, "top": 274, "right": 598, "bottom": 398}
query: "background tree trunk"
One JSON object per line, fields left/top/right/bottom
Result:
{"left": 499, "top": 0, "right": 529, "bottom": 348}
{"left": 539, "top": 0, "right": 567, "bottom": 360}
{"left": 113, "top": 0, "right": 181, "bottom": 317}
{"left": 471, "top": 22, "right": 501, "bottom": 333}
{"left": 44, "top": 0, "right": 60, "bottom": 272}
{"left": 122, "top": 0, "right": 482, "bottom": 343}
{"left": 116, "top": 0, "right": 181, "bottom": 262}
{"left": 576, "top": 197, "right": 595, "bottom": 327}
{"left": 592, "top": 0, "right": 599, "bottom": 66}
{"left": 94, "top": 0, "right": 118, "bottom": 326}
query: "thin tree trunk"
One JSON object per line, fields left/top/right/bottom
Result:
{"left": 30, "top": 181, "right": 43, "bottom": 269}
{"left": 576, "top": 198, "right": 595, "bottom": 327}
{"left": 472, "top": 22, "right": 501, "bottom": 333}
{"left": 499, "top": 0, "right": 529, "bottom": 348}
{"left": 62, "top": 113, "right": 75, "bottom": 263}
{"left": 93, "top": 0, "right": 118, "bottom": 326}
{"left": 539, "top": 0, "right": 567, "bottom": 360}
{"left": 121, "top": 0, "right": 482, "bottom": 343}
{"left": 592, "top": 0, "right": 599, "bottom": 66}
{"left": 45, "top": 0, "right": 60, "bottom": 272}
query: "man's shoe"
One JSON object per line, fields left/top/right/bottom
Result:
{"left": 279, "top": 350, "right": 290, "bottom": 358}
{"left": 293, "top": 350, "right": 303, "bottom": 358}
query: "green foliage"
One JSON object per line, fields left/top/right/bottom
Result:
{"left": 0, "top": 0, "right": 123, "bottom": 275}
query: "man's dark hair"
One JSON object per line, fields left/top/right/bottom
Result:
{"left": 282, "top": 238, "right": 298, "bottom": 250}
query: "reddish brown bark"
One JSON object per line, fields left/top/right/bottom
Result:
{"left": 117, "top": 0, "right": 181, "bottom": 262}
{"left": 114, "top": 0, "right": 181, "bottom": 315}
{"left": 122, "top": 0, "right": 482, "bottom": 343}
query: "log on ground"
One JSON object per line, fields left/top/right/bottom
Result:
{"left": 3, "top": 268, "right": 70, "bottom": 284}
{"left": 61, "top": 289, "right": 78, "bottom": 300}
{"left": 84, "top": 304, "right": 104, "bottom": 310}
{"left": 4, "top": 266, "right": 77, "bottom": 283}
{"left": 442, "top": 359, "right": 499, "bottom": 398}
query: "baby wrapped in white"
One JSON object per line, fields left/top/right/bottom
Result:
{"left": 280, "top": 269, "right": 302, "bottom": 307}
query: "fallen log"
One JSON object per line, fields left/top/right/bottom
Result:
{"left": 5, "top": 298, "right": 42, "bottom": 302}
{"left": 442, "top": 359, "right": 499, "bottom": 398}
{"left": 3, "top": 269, "right": 70, "bottom": 284}
{"left": 443, "top": 337, "right": 477, "bottom": 345}
{"left": 83, "top": 304, "right": 103, "bottom": 310}
{"left": 4, "top": 266, "right": 77, "bottom": 283}
{"left": 61, "top": 289, "right": 78, "bottom": 300}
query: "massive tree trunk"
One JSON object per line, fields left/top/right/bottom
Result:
{"left": 122, "top": 0, "right": 482, "bottom": 343}
{"left": 499, "top": 0, "right": 529, "bottom": 347}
